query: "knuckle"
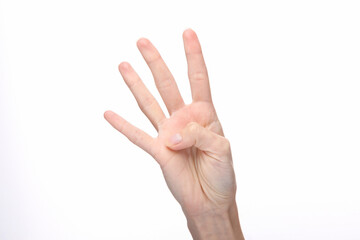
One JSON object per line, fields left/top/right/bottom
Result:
{"left": 189, "top": 71, "right": 208, "bottom": 82}
{"left": 139, "top": 95, "right": 156, "bottom": 112}
{"left": 147, "top": 52, "right": 161, "bottom": 64}
{"left": 129, "top": 130, "right": 140, "bottom": 145}
{"left": 127, "top": 79, "right": 140, "bottom": 90}
{"left": 187, "top": 122, "right": 199, "bottom": 133}
{"left": 220, "top": 137, "right": 231, "bottom": 153}
{"left": 156, "top": 77, "right": 174, "bottom": 91}
{"left": 130, "top": 129, "right": 146, "bottom": 148}
{"left": 117, "top": 119, "right": 128, "bottom": 133}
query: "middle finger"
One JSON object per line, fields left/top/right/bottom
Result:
{"left": 137, "top": 38, "right": 185, "bottom": 115}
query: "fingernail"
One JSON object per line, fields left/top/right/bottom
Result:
{"left": 170, "top": 133, "right": 182, "bottom": 145}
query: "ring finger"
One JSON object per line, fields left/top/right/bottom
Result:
{"left": 119, "top": 62, "right": 166, "bottom": 131}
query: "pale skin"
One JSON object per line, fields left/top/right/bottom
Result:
{"left": 104, "top": 29, "right": 245, "bottom": 240}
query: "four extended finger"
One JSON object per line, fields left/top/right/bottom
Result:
{"left": 137, "top": 38, "right": 185, "bottom": 115}
{"left": 183, "top": 29, "right": 212, "bottom": 103}
{"left": 119, "top": 62, "right": 166, "bottom": 130}
{"left": 104, "top": 110, "right": 156, "bottom": 157}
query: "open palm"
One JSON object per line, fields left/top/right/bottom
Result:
{"left": 104, "top": 29, "right": 236, "bottom": 217}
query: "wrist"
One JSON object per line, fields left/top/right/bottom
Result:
{"left": 185, "top": 201, "right": 245, "bottom": 240}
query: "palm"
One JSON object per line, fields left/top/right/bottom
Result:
{"left": 156, "top": 102, "right": 232, "bottom": 213}
{"left": 105, "top": 29, "right": 236, "bottom": 216}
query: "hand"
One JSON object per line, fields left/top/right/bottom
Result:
{"left": 104, "top": 29, "right": 244, "bottom": 239}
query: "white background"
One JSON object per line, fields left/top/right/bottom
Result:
{"left": 1, "top": 0, "right": 360, "bottom": 239}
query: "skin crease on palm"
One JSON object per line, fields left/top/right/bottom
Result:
{"left": 104, "top": 29, "right": 237, "bottom": 219}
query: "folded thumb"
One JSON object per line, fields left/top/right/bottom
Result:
{"left": 166, "top": 122, "right": 230, "bottom": 153}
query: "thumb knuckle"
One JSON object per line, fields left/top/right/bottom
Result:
{"left": 187, "top": 122, "right": 199, "bottom": 134}
{"left": 219, "top": 137, "right": 231, "bottom": 153}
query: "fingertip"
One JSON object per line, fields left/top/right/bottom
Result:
{"left": 118, "top": 62, "right": 131, "bottom": 72}
{"left": 104, "top": 110, "right": 114, "bottom": 119}
{"left": 165, "top": 133, "right": 183, "bottom": 149}
{"left": 182, "top": 28, "right": 202, "bottom": 54}
{"left": 183, "top": 28, "right": 197, "bottom": 40}
{"left": 170, "top": 133, "right": 183, "bottom": 145}
{"left": 136, "top": 37, "right": 150, "bottom": 48}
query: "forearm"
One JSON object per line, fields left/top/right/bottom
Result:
{"left": 185, "top": 201, "right": 245, "bottom": 240}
